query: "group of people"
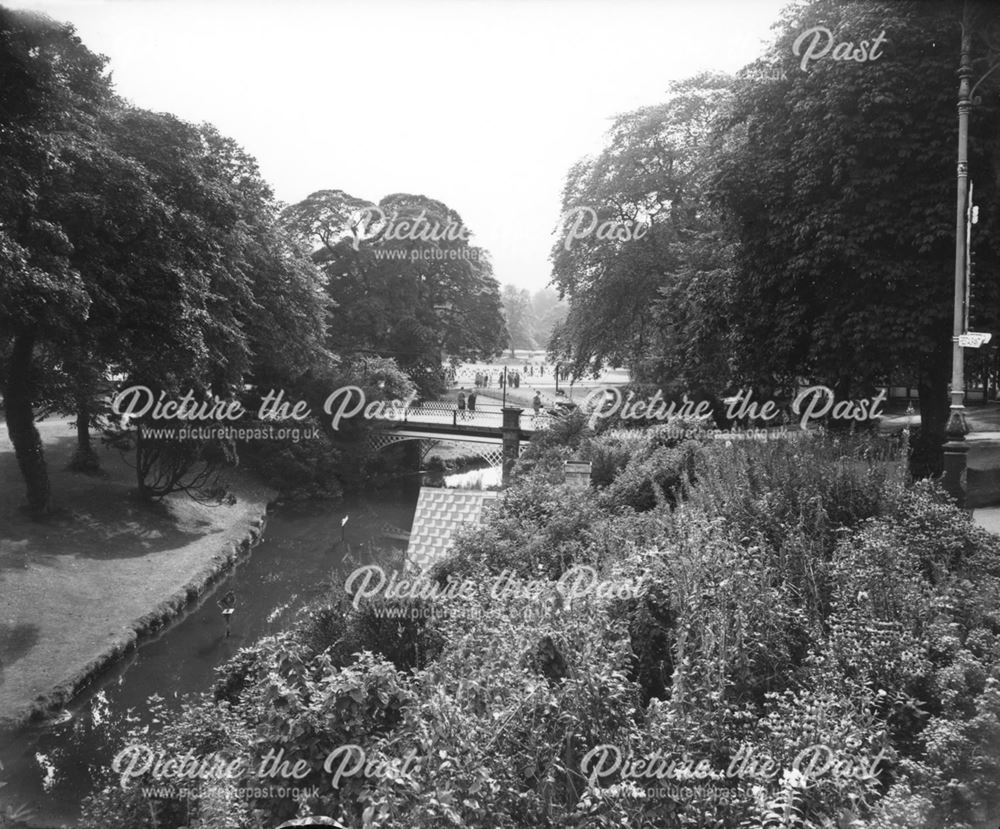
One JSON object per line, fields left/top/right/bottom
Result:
{"left": 514, "top": 361, "right": 567, "bottom": 380}
{"left": 452, "top": 357, "right": 577, "bottom": 391}
{"left": 472, "top": 369, "right": 523, "bottom": 389}
{"left": 456, "top": 388, "right": 478, "bottom": 418}
{"left": 454, "top": 386, "right": 544, "bottom": 420}
{"left": 450, "top": 357, "right": 562, "bottom": 424}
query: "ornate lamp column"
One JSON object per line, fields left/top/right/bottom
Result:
{"left": 943, "top": 1, "right": 1000, "bottom": 506}
{"left": 943, "top": 8, "right": 973, "bottom": 506}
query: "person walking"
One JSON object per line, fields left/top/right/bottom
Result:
{"left": 457, "top": 388, "right": 467, "bottom": 420}
{"left": 468, "top": 389, "right": 477, "bottom": 415}
{"left": 532, "top": 391, "right": 542, "bottom": 420}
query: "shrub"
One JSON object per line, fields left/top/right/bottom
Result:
{"left": 241, "top": 417, "right": 343, "bottom": 499}
{"left": 585, "top": 420, "right": 709, "bottom": 489}
{"left": 432, "top": 475, "right": 608, "bottom": 583}
{"left": 600, "top": 439, "right": 702, "bottom": 512}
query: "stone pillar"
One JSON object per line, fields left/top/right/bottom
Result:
{"left": 501, "top": 407, "right": 523, "bottom": 488}
{"left": 564, "top": 459, "right": 592, "bottom": 489}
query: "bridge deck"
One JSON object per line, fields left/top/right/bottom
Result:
{"left": 370, "top": 404, "right": 549, "bottom": 438}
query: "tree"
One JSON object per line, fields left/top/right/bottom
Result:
{"left": 529, "top": 287, "right": 567, "bottom": 352}
{"left": 0, "top": 8, "right": 112, "bottom": 513}
{"left": 280, "top": 190, "right": 507, "bottom": 395}
{"left": 94, "top": 109, "right": 330, "bottom": 500}
{"left": 549, "top": 73, "right": 736, "bottom": 384}
{"left": 501, "top": 284, "right": 536, "bottom": 354}
{"left": 0, "top": 10, "right": 331, "bottom": 508}
{"left": 711, "top": 0, "right": 1000, "bottom": 472}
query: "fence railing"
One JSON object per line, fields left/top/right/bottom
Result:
{"left": 371, "top": 405, "right": 553, "bottom": 430}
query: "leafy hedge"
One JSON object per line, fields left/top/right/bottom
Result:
{"left": 79, "top": 425, "right": 1000, "bottom": 829}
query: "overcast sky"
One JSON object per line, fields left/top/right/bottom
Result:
{"left": 10, "top": 0, "right": 788, "bottom": 292}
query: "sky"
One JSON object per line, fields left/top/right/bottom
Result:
{"left": 10, "top": 0, "right": 789, "bottom": 292}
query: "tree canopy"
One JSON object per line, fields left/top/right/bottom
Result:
{"left": 549, "top": 72, "right": 736, "bottom": 386}
{"left": 280, "top": 189, "right": 506, "bottom": 394}
{"left": 0, "top": 9, "right": 330, "bottom": 510}
{"left": 550, "top": 0, "right": 1000, "bottom": 470}
{"left": 712, "top": 0, "right": 1000, "bottom": 467}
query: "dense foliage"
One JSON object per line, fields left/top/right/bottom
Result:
{"left": 279, "top": 190, "right": 507, "bottom": 397}
{"left": 0, "top": 9, "right": 338, "bottom": 509}
{"left": 80, "top": 421, "right": 1000, "bottom": 828}
{"left": 712, "top": 0, "right": 1000, "bottom": 474}
{"left": 550, "top": 72, "right": 735, "bottom": 388}
{"left": 501, "top": 285, "right": 567, "bottom": 354}
{"left": 0, "top": 10, "right": 495, "bottom": 508}
{"left": 550, "top": 0, "right": 1000, "bottom": 473}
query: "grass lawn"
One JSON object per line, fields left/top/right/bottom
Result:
{"left": 0, "top": 416, "right": 274, "bottom": 725}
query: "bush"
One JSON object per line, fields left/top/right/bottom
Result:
{"left": 241, "top": 417, "right": 343, "bottom": 499}
{"left": 585, "top": 420, "right": 708, "bottom": 488}
{"left": 600, "top": 439, "right": 702, "bottom": 512}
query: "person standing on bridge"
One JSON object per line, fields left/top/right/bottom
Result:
{"left": 457, "top": 388, "right": 467, "bottom": 420}
{"left": 468, "top": 389, "right": 477, "bottom": 414}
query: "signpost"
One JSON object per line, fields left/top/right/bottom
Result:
{"left": 218, "top": 590, "right": 236, "bottom": 638}
{"left": 958, "top": 332, "right": 992, "bottom": 348}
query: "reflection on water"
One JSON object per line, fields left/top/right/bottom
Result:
{"left": 441, "top": 464, "right": 502, "bottom": 489}
{"left": 0, "top": 489, "right": 417, "bottom": 826}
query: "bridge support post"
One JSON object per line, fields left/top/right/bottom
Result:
{"left": 501, "top": 407, "right": 523, "bottom": 488}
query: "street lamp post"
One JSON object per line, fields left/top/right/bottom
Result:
{"left": 432, "top": 302, "right": 456, "bottom": 382}
{"left": 943, "top": 8, "right": 974, "bottom": 506}
{"left": 943, "top": 2, "right": 1000, "bottom": 506}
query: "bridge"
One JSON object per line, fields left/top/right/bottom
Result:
{"left": 367, "top": 402, "right": 551, "bottom": 484}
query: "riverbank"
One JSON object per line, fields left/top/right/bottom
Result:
{"left": 0, "top": 417, "right": 275, "bottom": 726}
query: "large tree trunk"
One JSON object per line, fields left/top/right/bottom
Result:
{"left": 4, "top": 332, "right": 52, "bottom": 515}
{"left": 67, "top": 346, "right": 101, "bottom": 473}
{"left": 70, "top": 392, "right": 100, "bottom": 473}
{"left": 135, "top": 419, "right": 150, "bottom": 501}
{"left": 827, "top": 374, "right": 853, "bottom": 432}
{"left": 913, "top": 348, "right": 951, "bottom": 479}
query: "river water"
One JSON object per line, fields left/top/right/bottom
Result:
{"left": 0, "top": 484, "right": 423, "bottom": 827}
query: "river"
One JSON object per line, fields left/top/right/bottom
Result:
{"left": 0, "top": 484, "right": 425, "bottom": 827}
